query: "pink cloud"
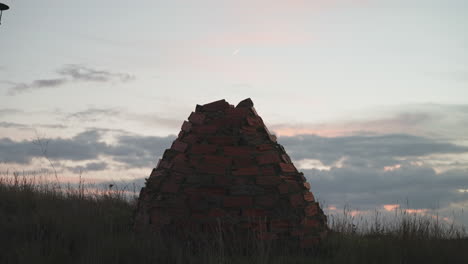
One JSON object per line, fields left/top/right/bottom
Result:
{"left": 384, "top": 204, "right": 400, "bottom": 211}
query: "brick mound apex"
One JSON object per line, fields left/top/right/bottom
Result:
{"left": 134, "top": 98, "right": 328, "bottom": 248}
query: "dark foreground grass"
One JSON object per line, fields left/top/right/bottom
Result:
{"left": 1, "top": 176, "right": 467, "bottom": 264}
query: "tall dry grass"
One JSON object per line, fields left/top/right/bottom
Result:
{"left": 1, "top": 172, "right": 467, "bottom": 264}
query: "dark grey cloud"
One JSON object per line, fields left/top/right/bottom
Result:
{"left": 306, "top": 166, "right": 468, "bottom": 211}
{"left": 67, "top": 162, "right": 108, "bottom": 174}
{"left": 6, "top": 65, "right": 134, "bottom": 95}
{"left": 0, "top": 129, "right": 174, "bottom": 168}
{"left": 279, "top": 134, "right": 468, "bottom": 167}
{"left": 0, "top": 121, "right": 67, "bottom": 130}
{"left": 66, "top": 108, "right": 122, "bottom": 122}
{"left": 0, "top": 122, "right": 29, "bottom": 128}
{"left": 8, "top": 78, "right": 67, "bottom": 95}
{"left": 105, "top": 134, "right": 176, "bottom": 168}
{"left": 58, "top": 64, "right": 134, "bottom": 83}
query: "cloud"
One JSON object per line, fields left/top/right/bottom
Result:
{"left": 305, "top": 166, "right": 468, "bottom": 211}
{"left": 0, "top": 129, "right": 175, "bottom": 168}
{"left": 0, "top": 108, "right": 23, "bottom": 117}
{"left": 6, "top": 65, "right": 135, "bottom": 95}
{"left": 0, "top": 122, "right": 29, "bottom": 129}
{"left": 58, "top": 64, "right": 134, "bottom": 83}
{"left": 8, "top": 78, "right": 68, "bottom": 95}
{"left": 279, "top": 134, "right": 468, "bottom": 167}
{"left": 66, "top": 162, "right": 108, "bottom": 174}
{"left": 66, "top": 108, "right": 123, "bottom": 122}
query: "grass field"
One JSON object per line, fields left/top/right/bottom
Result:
{"left": 1, "top": 174, "right": 467, "bottom": 264}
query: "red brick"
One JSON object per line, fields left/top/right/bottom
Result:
{"left": 256, "top": 176, "right": 282, "bottom": 185}
{"left": 303, "top": 182, "right": 311, "bottom": 190}
{"left": 281, "top": 154, "right": 292, "bottom": 163}
{"left": 305, "top": 204, "right": 318, "bottom": 216}
{"left": 224, "top": 196, "right": 253, "bottom": 207}
{"left": 279, "top": 163, "right": 296, "bottom": 173}
{"left": 304, "top": 192, "right": 315, "bottom": 202}
{"left": 170, "top": 172, "right": 185, "bottom": 183}
{"left": 166, "top": 208, "right": 189, "bottom": 218}
{"left": 302, "top": 218, "right": 320, "bottom": 228}
{"left": 214, "top": 175, "right": 231, "bottom": 185}
{"left": 233, "top": 177, "right": 247, "bottom": 185}
{"left": 241, "top": 126, "right": 257, "bottom": 134}
{"left": 161, "top": 182, "right": 179, "bottom": 193}
{"left": 280, "top": 175, "right": 297, "bottom": 181}
{"left": 171, "top": 140, "right": 188, "bottom": 153}
{"left": 181, "top": 134, "right": 199, "bottom": 144}
{"left": 188, "top": 112, "right": 205, "bottom": 125}
{"left": 181, "top": 121, "right": 192, "bottom": 132}
{"left": 172, "top": 163, "right": 193, "bottom": 174}
{"left": 233, "top": 156, "right": 256, "bottom": 167}
{"left": 247, "top": 116, "right": 263, "bottom": 127}
{"left": 172, "top": 153, "right": 187, "bottom": 164}
{"left": 224, "top": 146, "right": 255, "bottom": 156}
{"left": 290, "top": 193, "right": 304, "bottom": 207}
{"left": 204, "top": 155, "right": 232, "bottom": 167}
{"left": 192, "top": 124, "right": 218, "bottom": 134}
{"left": 256, "top": 144, "right": 275, "bottom": 151}
{"left": 278, "top": 183, "right": 289, "bottom": 194}
{"left": 261, "top": 166, "right": 276, "bottom": 176}
{"left": 197, "top": 163, "right": 225, "bottom": 175}
{"left": 202, "top": 99, "right": 230, "bottom": 111}
{"left": 300, "top": 237, "right": 319, "bottom": 248}
{"left": 232, "top": 167, "right": 260, "bottom": 176}
{"left": 285, "top": 180, "right": 301, "bottom": 192}
{"left": 150, "top": 169, "right": 165, "bottom": 178}
{"left": 185, "top": 187, "right": 226, "bottom": 196}
{"left": 243, "top": 208, "right": 268, "bottom": 217}
{"left": 256, "top": 152, "right": 281, "bottom": 165}
{"left": 157, "top": 159, "right": 172, "bottom": 169}
{"left": 256, "top": 195, "right": 277, "bottom": 207}
{"left": 191, "top": 144, "right": 217, "bottom": 154}
{"left": 207, "top": 136, "right": 238, "bottom": 145}
{"left": 226, "top": 107, "right": 249, "bottom": 118}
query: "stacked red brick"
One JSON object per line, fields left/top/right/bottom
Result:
{"left": 134, "top": 98, "right": 328, "bottom": 248}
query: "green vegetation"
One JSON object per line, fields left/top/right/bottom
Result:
{"left": 1, "top": 175, "right": 467, "bottom": 264}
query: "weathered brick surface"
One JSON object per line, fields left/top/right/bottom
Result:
{"left": 171, "top": 140, "right": 188, "bottom": 153}
{"left": 188, "top": 112, "right": 205, "bottom": 125}
{"left": 191, "top": 144, "right": 217, "bottom": 154}
{"left": 135, "top": 98, "right": 328, "bottom": 248}
{"left": 224, "top": 196, "right": 253, "bottom": 207}
{"left": 256, "top": 152, "right": 281, "bottom": 165}
{"left": 232, "top": 167, "right": 260, "bottom": 176}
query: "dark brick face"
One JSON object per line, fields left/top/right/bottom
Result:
{"left": 290, "top": 193, "right": 305, "bottom": 207}
{"left": 224, "top": 146, "right": 255, "bottom": 156}
{"left": 256, "top": 176, "right": 282, "bottom": 185}
{"left": 181, "top": 121, "right": 192, "bottom": 132}
{"left": 171, "top": 140, "right": 188, "bottom": 153}
{"left": 232, "top": 167, "right": 260, "bottom": 176}
{"left": 279, "top": 162, "right": 297, "bottom": 173}
{"left": 191, "top": 144, "right": 217, "bottom": 154}
{"left": 135, "top": 98, "right": 328, "bottom": 248}
{"left": 224, "top": 196, "right": 253, "bottom": 207}
{"left": 188, "top": 112, "right": 205, "bottom": 125}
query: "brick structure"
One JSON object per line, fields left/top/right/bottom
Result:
{"left": 134, "top": 98, "right": 328, "bottom": 247}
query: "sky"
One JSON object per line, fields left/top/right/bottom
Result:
{"left": 1, "top": 0, "right": 468, "bottom": 226}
